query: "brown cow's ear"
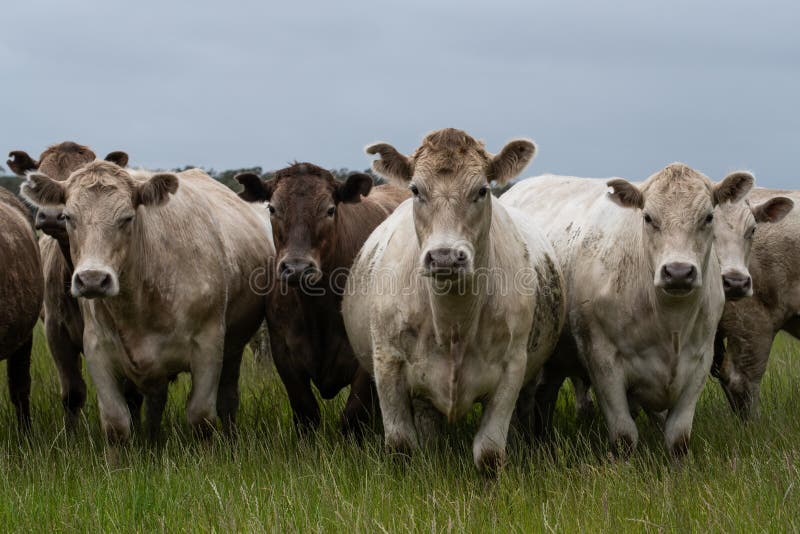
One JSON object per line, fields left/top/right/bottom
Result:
{"left": 20, "top": 172, "right": 66, "bottom": 207}
{"left": 236, "top": 172, "right": 273, "bottom": 202}
{"left": 487, "top": 139, "right": 536, "bottom": 185}
{"left": 752, "top": 196, "right": 793, "bottom": 223}
{"left": 134, "top": 173, "right": 179, "bottom": 207}
{"left": 335, "top": 173, "right": 373, "bottom": 204}
{"left": 104, "top": 151, "right": 129, "bottom": 168}
{"left": 607, "top": 179, "right": 644, "bottom": 209}
{"left": 7, "top": 151, "right": 39, "bottom": 175}
{"left": 365, "top": 142, "right": 413, "bottom": 184}
{"left": 714, "top": 171, "right": 754, "bottom": 206}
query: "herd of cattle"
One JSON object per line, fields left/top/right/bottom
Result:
{"left": 0, "top": 129, "right": 797, "bottom": 474}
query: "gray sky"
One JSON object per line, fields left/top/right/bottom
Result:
{"left": 2, "top": 0, "right": 798, "bottom": 187}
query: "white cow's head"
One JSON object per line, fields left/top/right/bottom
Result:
{"left": 21, "top": 161, "right": 178, "bottom": 299}
{"left": 607, "top": 164, "right": 753, "bottom": 297}
{"left": 366, "top": 128, "right": 535, "bottom": 279}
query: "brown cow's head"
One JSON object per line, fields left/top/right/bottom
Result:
{"left": 366, "top": 128, "right": 535, "bottom": 278}
{"left": 713, "top": 192, "right": 793, "bottom": 300}
{"left": 20, "top": 161, "right": 177, "bottom": 298}
{"left": 9, "top": 142, "right": 129, "bottom": 247}
{"left": 236, "top": 163, "right": 373, "bottom": 286}
{"left": 608, "top": 164, "right": 754, "bottom": 297}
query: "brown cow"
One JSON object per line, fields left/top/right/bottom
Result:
{"left": 236, "top": 163, "right": 408, "bottom": 435}
{"left": 7, "top": 143, "right": 149, "bottom": 430}
{"left": 0, "top": 187, "right": 43, "bottom": 429}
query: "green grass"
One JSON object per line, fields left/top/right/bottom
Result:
{"left": 0, "top": 325, "right": 798, "bottom": 532}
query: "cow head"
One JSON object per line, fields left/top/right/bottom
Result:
{"left": 20, "top": 161, "right": 177, "bottom": 298}
{"left": 367, "top": 128, "right": 535, "bottom": 279}
{"left": 9, "top": 142, "right": 129, "bottom": 248}
{"left": 713, "top": 192, "right": 793, "bottom": 299}
{"left": 237, "top": 163, "right": 373, "bottom": 286}
{"left": 607, "top": 164, "right": 753, "bottom": 297}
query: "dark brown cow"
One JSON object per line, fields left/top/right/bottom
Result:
{"left": 0, "top": 187, "right": 43, "bottom": 429}
{"left": 7, "top": 142, "right": 143, "bottom": 429}
{"left": 237, "top": 163, "right": 409, "bottom": 435}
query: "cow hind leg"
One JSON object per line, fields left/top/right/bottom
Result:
{"left": 46, "top": 321, "right": 86, "bottom": 428}
{"left": 340, "top": 368, "right": 378, "bottom": 440}
{"left": 217, "top": 338, "right": 246, "bottom": 437}
{"left": 145, "top": 385, "right": 169, "bottom": 443}
{"left": 7, "top": 336, "right": 32, "bottom": 431}
{"left": 123, "top": 381, "right": 144, "bottom": 434}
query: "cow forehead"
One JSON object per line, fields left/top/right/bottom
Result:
{"left": 642, "top": 165, "right": 714, "bottom": 216}
{"left": 411, "top": 128, "right": 490, "bottom": 183}
{"left": 38, "top": 142, "right": 97, "bottom": 182}
{"left": 716, "top": 199, "right": 754, "bottom": 229}
{"left": 65, "top": 162, "right": 135, "bottom": 209}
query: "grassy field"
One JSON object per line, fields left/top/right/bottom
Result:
{"left": 0, "top": 325, "right": 797, "bottom": 532}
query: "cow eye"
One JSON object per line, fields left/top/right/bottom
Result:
{"left": 644, "top": 213, "right": 653, "bottom": 224}
{"left": 118, "top": 215, "right": 134, "bottom": 228}
{"left": 704, "top": 213, "right": 714, "bottom": 225}
{"left": 746, "top": 226, "right": 757, "bottom": 239}
{"left": 410, "top": 184, "right": 419, "bottom": 197}
{"left": 327, "top": 206, "right": 336, "bottom": 217}
{"left": 268, "top": 204, "right": 276, "bottom": 215}
{"left": 476, "top": 186, "right": 489, "bottom": 201}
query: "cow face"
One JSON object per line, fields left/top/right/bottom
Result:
{"left": 20, "top": 161, "right": 177, "bottom": 298}
{"left": 237, "top": 163, "right": 372, "bottom": 286}
{"left": 713, "top": 195, "right": 793, "bottom": 299}
{"left": 608, "top": 165, "right": 754, "bottom": 297}
{"left": 367, "top": 128, "right": 535, "bottom": 279}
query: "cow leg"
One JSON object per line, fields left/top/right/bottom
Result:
{"left": 46, "top": 320, "right": 86, "bottom": 428}
{"left": 472, "top": 349, "right": 527, "bottom": 475}
{"left": 572, "top": 377, "right": 595, "bottom": 420}
{"left": 340, "top": 367, "right": 377, "bottom": 439}
{"left": 663, "top": 353, "right": 709, "bottom": 460}
{"left": 90, "top": 364, "right": 133, "bottom": 444}
{"left": 145, "top": 384, "right": 169, "bottom": 443}
{"left": 217, "top": 337, "right": 246, "bottom": 436}
{"left": 7, "top": 336, "right": 32, "bottom": 431}
{"left": 374, "top": 348, "right": 417, "bottom": 456}
{"left": 270, "top": 325, "right": 320, "bottom": 433}
{"left": 582, "top": 332, "right": 638, "bottom": 458}
{"left": 123, "top": 380, "right": 144, "bottom": 434}
{"left": 718, "top": 318, "right": 774, "bottom": 420}
{"left": 412, "top": 398, "right": 444, "bottom": 449}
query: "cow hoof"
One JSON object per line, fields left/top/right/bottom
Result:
{"left": 610, "top": 433, "right": 637, "bottom": 460}
{"left": 384, "top": 433, "right": 416, "bottom": 459}
{"left": 475, "top": 448, "right": 505, "bottom": 478}
{"left": 669, "top": 434, "right": 690, "bottom": 461}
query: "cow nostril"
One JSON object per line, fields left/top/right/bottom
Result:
{"left": 455, "top": 249, "right": 467, "bottom": 263}
{"left": 99, "top": 273, "right": 112, "bottom": 290}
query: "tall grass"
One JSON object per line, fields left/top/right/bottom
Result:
{"left": 0, "top": 325, "right": 797, "bottom": 532}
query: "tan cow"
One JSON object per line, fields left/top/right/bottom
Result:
{"left": 712, "top": 188, "right": 797, "bottom": 418}
{"left": 501, "top": 165, "right": 753, "bottom": 457}
{"left": 7, "top": 142, "right": 136, "bottom": 428}
{"left": 0, "top": 188, "right": 43, "bottom": 429}
{"left": 342, "top": 128, "right": 565, "bottom": 473}
{"left": 21, "top": 161, "right": 274, "bottom": 443}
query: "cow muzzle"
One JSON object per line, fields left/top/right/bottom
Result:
{"left": 722, "top": 271, "right": 753, "bottom": 300}
{"left": 422, "top": 246, "right": 473, "bottom": 278}
{"left": 35, "top": 209, "right": 68, "bottom": 242}
{"left": 72, "top": 268, "right": 119, "bottom": 298}
{"left": 658, "top": 262, "right": 698, "bottom": 296}
{"left": 278, "top": 258, "right": 322, "bottom": 287}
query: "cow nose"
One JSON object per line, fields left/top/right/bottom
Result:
{"left": 279, "top": 259, "right": 316, "bottom": 284}
{"left": 661, "top": 262, "right": 697, "bottom": 289}
{"left": 424, "top": 247, "right": 470, "bottom": 275}
{"left": 73, "top": 269, "right": 115, "bottom": 298}
{"left": 722, "top": 273, "right": 752, "bottom": 299}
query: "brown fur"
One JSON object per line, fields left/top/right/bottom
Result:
{"left": 239, "top": 162, "right": 409, "bottom": 435}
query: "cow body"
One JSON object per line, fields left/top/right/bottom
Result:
{"left": 502, "top": 166, "right": 752, "bottom": 456}
{"left": 22, "top": 162, "right": 273, "bottom": 442}
{"left": 343, "top": 129, "right": 565, "bottom": 473}
{"left": 0, "top": 188, "right": 43, "bottom": 428}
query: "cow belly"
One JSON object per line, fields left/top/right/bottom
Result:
{"left": 406, "top": 352, "right": 503, "bottom": 421}
{"left": 112, "top": 332, "right": 193, "bottom": 386}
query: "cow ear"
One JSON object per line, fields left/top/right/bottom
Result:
{"left": 752, "top": 196, "right": 793, "bottom": 224}
{"left": 235, "top": 172, "right": 273, "bottom": 202}
{"left": 714, "top": 171, "right": 754, "bottom": 206}
{"left": 134, "top": 173, "right": 178, "bottom": 207}
{"left": 365, "top": 142, "right": 413, "bottom": 184}
{"left": 487, "top": 139, "right": 536, "bottom": 185}
{"left": 335, "top": 173, "right": 373, "bottom": 204}
{"left": 607, "top": 179, "right": 644, "bottom": 209}
{"left": 20, "top": 172, "right": 66, "bottom": 207}
{"left": 104, "top": 151, "right": 129, "bottom": 168}
{"left": 7, "top": 151, "right": 39, "bottom": 175}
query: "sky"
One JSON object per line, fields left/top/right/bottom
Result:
{"left": 2, "top": 0, "right": 798, "bottom": 187}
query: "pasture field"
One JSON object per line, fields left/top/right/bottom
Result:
{"left": 0, "top": 325, "right": 798, "bottom": 532}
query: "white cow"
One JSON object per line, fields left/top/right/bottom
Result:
{"left": 501, "top": 164, "right": 753, "bottom": 457}
{"left": 343, "top": 128, "right": 565, "bottom": 473}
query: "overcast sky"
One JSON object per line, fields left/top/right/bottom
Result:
{"left": 2, "top": 1, "right": 798, "bottom": 187}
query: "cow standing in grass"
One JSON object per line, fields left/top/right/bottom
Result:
{"left": 343, "top": 129, "right": 565, "bottom": 473}
{"left": 501, "top": 165, "right": 753, "bottom": 457}
{"left": 21, "top": 161, "right": 273, "bottom": 442}
{"left": 7, "top": 143, "right": 140, "bottom": 428}
{"left": 712, "top": 188, "right": 797, "bottom": 418}
{"left": 0, "top": 187, "right": 43, "bottom": 429}
{"left": 236, "top": 163, "right": 408, "bottom": 436}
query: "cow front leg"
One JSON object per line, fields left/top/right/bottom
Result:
{"left": 7, "top": 336, "right": 32, "bottom": 431}
{"left": 217, "top": 337, "right": 246, "bottom": 436}
{"left": 186, "top": 329, "right": 224, "bottom": 438}
{"left": 46, "top": 320, "right": 86, "bottom": 428}
{"left": 88, "top": 358, "right": 133, "bottom": 445}
{"left": 340, "top": 367, "right": 378, "bottom": 439}
{"left": 664, "top": 356, "right": 709, "bottom": 460}
{"left": 472, "top": 350, "right": 527, "bottom": 475}
{"left": 145, "top": 384, "right": 169, "bottom": 443}
{"left": 374, "top": 346, "right": 417, "bottom": 457}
